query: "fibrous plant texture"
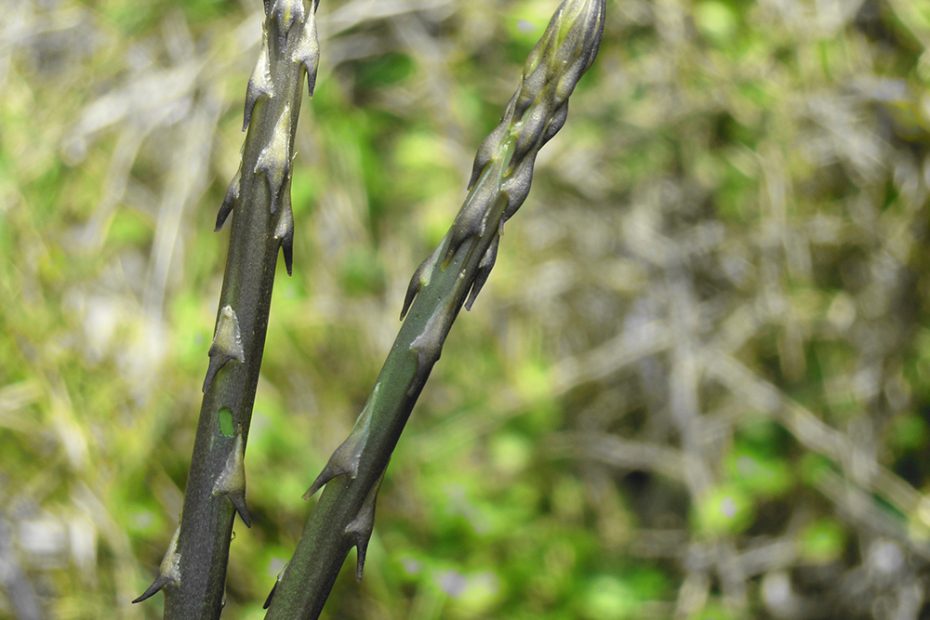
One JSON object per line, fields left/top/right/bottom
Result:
{"left": 263, "top": 0, "right": 605, "bottom": 617}
{"left": 134, "top": 0, "right": 320, "bottom": 617}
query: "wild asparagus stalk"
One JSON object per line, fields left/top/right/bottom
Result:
{"left": 264, "top": 1, "right": 605, "bottom": 616}
{"left": 134, "top": 1, "right": 320, "bottom": 616}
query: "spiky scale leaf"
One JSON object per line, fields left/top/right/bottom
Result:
{"left": 133, "top": 526, "right": 181, "bottom": 604}
{"left": 292, "top": 6, "right": 320, "bottom": 96}
{"left": 400, "top": 246, "right": 441, "bottom": 320}
{"left": 407, "top": 304, "right": 453, "bottom": 396}
{"left": 304, "top": 385, "right": 381, "bottom": 498}
{"left": 133, "top": 575, "right": 171, "bottom": 604}
{"left": 215, "top": 170, "right": 241, "bottom": 232}
{"left": 243, "top": 31, "right": 274, "bottom": 132}
{"left": 227, "top": 493, "right": 252, "bottom": 528}
{"left": 400, "top": 269, "right": 422, "bottom": 321}
{"left": 255, "top": 103, "right": 292, "bottom": 214}
{"left": 444, "top": 161, "right": 504, "bottom": 264}
{"left": 304, "top": 439, "right": 361, "bottom": 498}
{"left": 263, "top": 581, "right": 278, "bottom": 610}
{"left": 274, "top": 190, "right": 295, "bottom": 275}
{"left": 263, "top": 563, "right": 288, "bottom": 609}
{"left": 465, "top": 229, "right": 500, "bottom": 311}
{"left": 212, "top": 433, "right": 252, "bottom": 527}
{"left": 345, "top": 475, "right": 383, "bottom": 581}
{"left": 203, "top": 305, "right": 245, "bottom": 393}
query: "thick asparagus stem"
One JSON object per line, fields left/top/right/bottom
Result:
{"left": 264, "top": 1, "right": 605, "bottom": 617}
{"left": 134, "top": 1, "right": 320, "bottom": 617}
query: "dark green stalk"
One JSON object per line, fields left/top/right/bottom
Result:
{"left": 264, "top": 1, "right": 605, "bottom": 617}
{"left": 134, "top": 1, "right": 320, "bottom": 617}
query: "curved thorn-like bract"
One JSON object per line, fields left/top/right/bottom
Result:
{"left": 132, "top": 574, "right": 172, "bottom": 604}
{"left": 215, "top": 169, "right": 241, "bottom": 232}
{"left": 407, "top": 303, "right": 453, "bottom": 396}
{"left": 292, "top": 4, "right": 320, "bottom": 95}
{"left": 400, "top": 246, "right": 441, "bottom": 320}
{"left": 212, "top": 433, "right": 252, "bottom": 527}
{"left": 243, "top": 30, "right": 274, "bottom": 132}
{"left": 203, "top": 305, "right": 245, "bottom": 394}
{"left": 345, "top": 474, "right": 383, "bottom": 581}
{"left": 442, "top": 157, "right": 507, "bottom": 265}
{"left": 304, "top": 385, "right": 381, "bottom": 498}
{"left": 274, "top": 187, "right": 295, "bottom": 275}
{"left": 255, "top": 103, "right": 293, "bottom": 214}
{"left": 400, "top": 268, "right": 422, "bottom": 321}
{"left": 263, "top": 562, "right": 288, "bottom": 609}
{"left": 465, "top": 229, "right": 500, "bottom": 311}
{"left": 409, "top": 305, "right": 450, "bottom": 370}
{"left": 132, "top": 526, "right": 181, "bottom": 604}
{"left": 263, "top": 581, "right": 278, "bottom": 610}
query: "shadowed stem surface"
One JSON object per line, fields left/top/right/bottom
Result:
{"left": 133, "top": 1, "right": 320, "bottom": 618}
{"left": 264, "top": 0, "right": 605, "bottom": 617}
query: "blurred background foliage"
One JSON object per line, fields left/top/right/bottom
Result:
{"left": 3, "top": 0, "right": 930, "bottom": 617}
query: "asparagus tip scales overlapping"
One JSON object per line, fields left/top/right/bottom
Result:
{"left": 265, "top": 0, "right": 604, "bottom": 617}
{"left": 136, "top": 1, "right": 320, "bottom": 616}
{"left": 403, "top": 0, "right": 605, "bottom": 317}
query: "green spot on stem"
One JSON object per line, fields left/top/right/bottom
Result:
{"left": 218, "top": 408, "right": 235, "bottom": 437}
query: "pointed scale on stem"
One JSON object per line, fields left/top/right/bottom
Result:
{"left": 212, "top": 432, "right": 252, "bottom": 527}
{"left": 345, "top": 474, "right": 383, "bottom": 581}
{"left": 407, "top": 302, "right": 454, "bottom": 396}
{"left": 203, "top": 305, "right": 245, "bottom": 394}
{"left": 215, "top": 169, "right": 241, "bottom": 232}
{"left": 243, "top": 29, "right": 274, "bottom": 132}
{"left": 400, "top": 245, "right": 442, "bottom": 320}
{"left": 465, "top": 224, "right": 501, "bottom": 311}
{"left": 442, "top": 154, "right": 509, "bottom": 266}
{"left": 132, "top": 526, "right": 181, "bottom": 603}
{"left": 292, "top": 3, "right": 320, "bottom": 96}
{"left": 304, "top": 384, "right": 382, "bottom": 498}
{"left": 263, "top": 562, "right": 289, "bottom": 610}
{"left": 274, "top": 185, "right": 296, "bottom": 276}
{"left": 255, "top": 103, "right": 293, "bottom": 215}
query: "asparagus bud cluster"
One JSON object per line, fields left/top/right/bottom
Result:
{"left": 407, "top": 0, "right": 605, "bottom": 315}
{"left": 264, "top": 1, "right": 605, "bottom": 617}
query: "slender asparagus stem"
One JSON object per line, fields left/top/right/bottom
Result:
{"left": 134, "top": 1, "right": 320, "bottom": 617}
{"left": 264, "top": 1, "right": 605, "bottom": 617}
